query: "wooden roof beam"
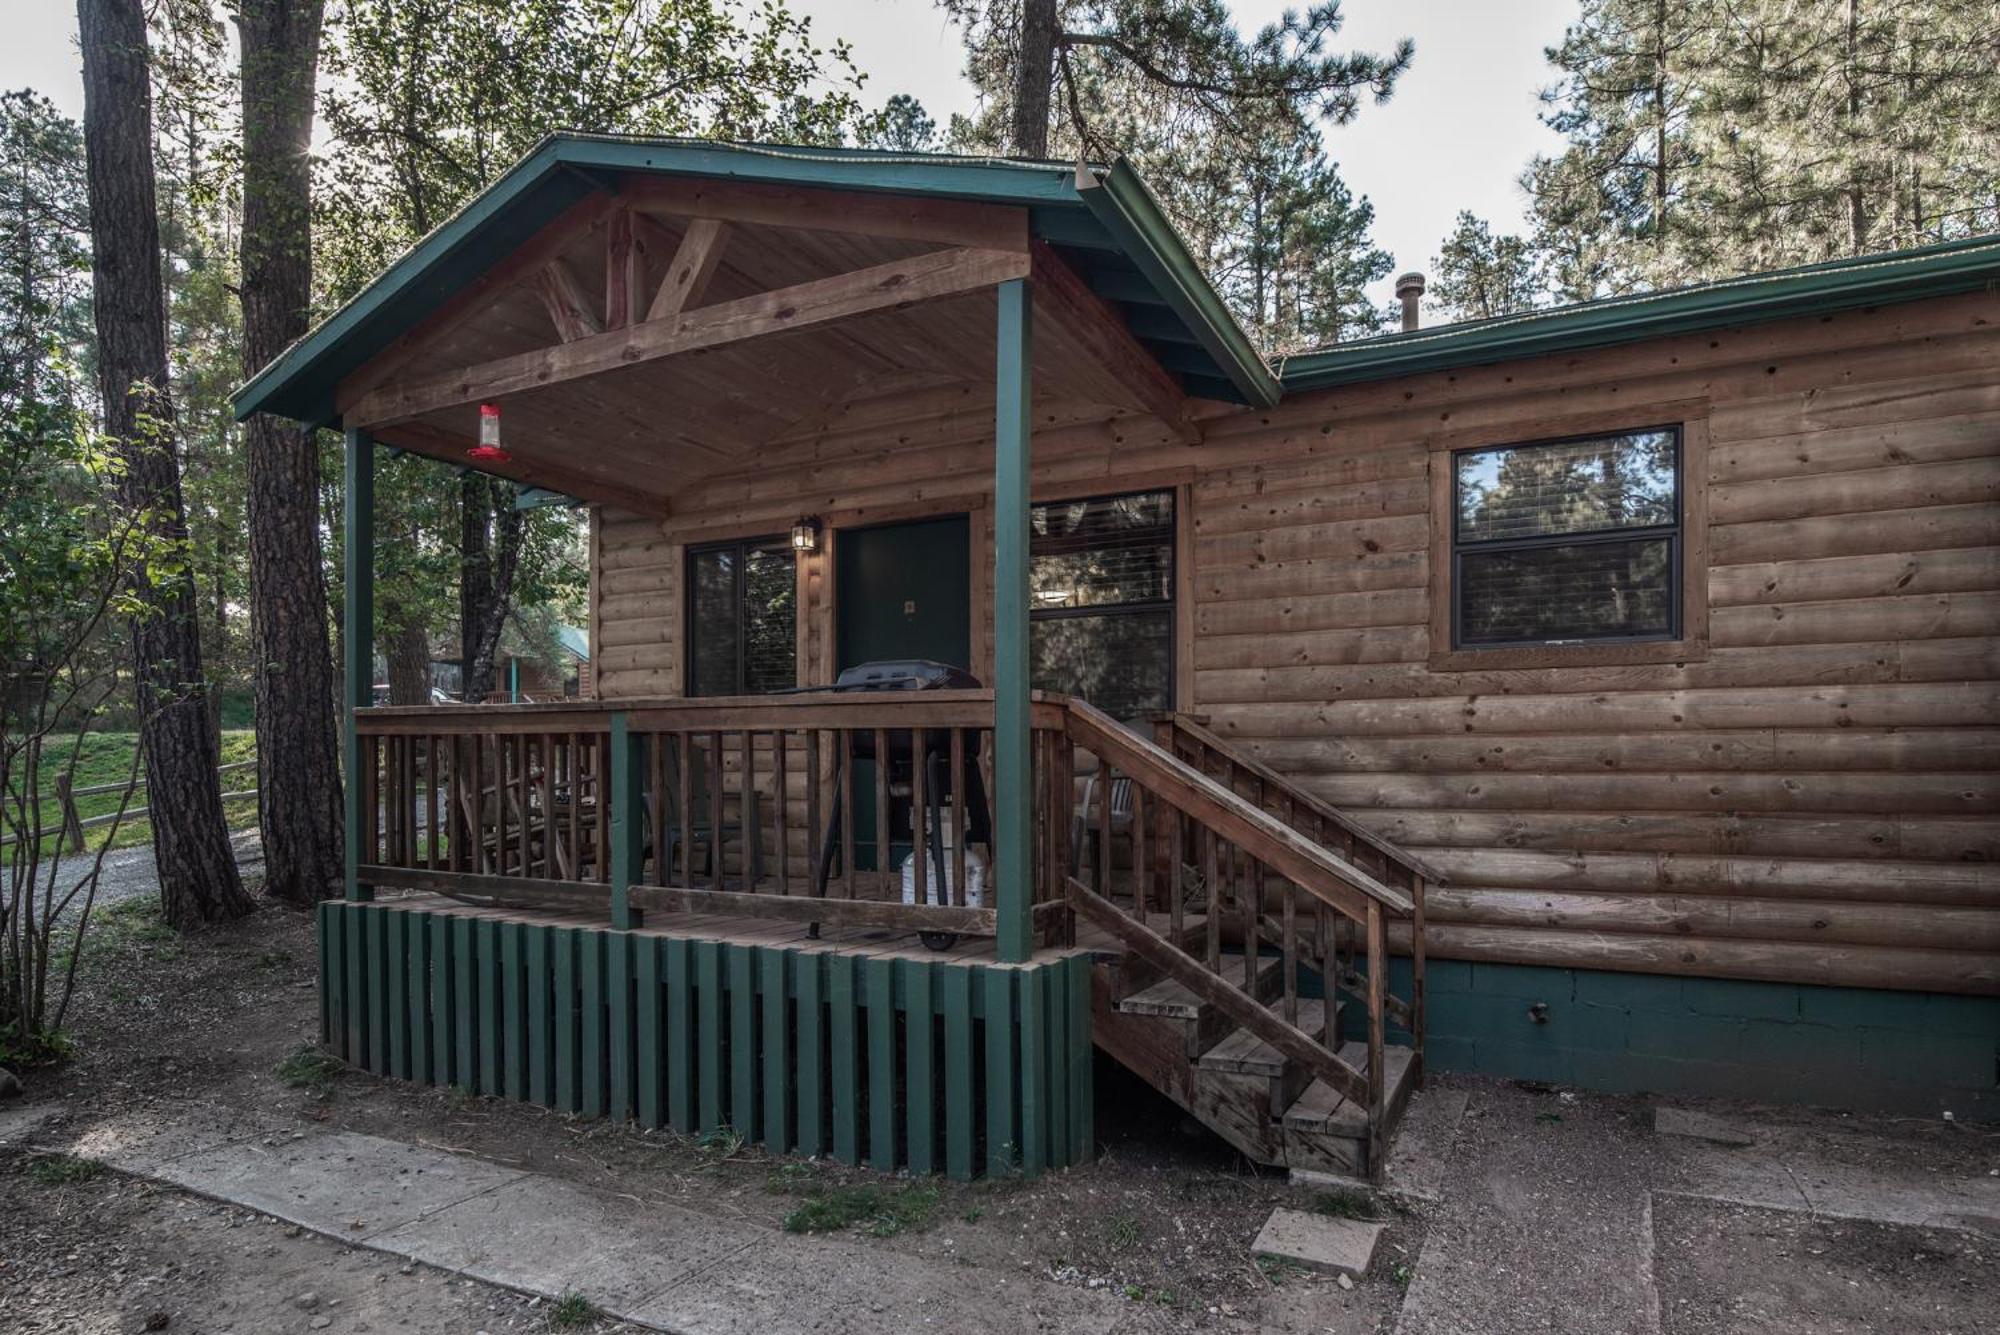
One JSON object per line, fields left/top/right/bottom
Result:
{"left": 625, "top": 174, "right": 1029, "bottom": 253}
{"left": 535, "top": 259, "right": 602, "bottom": 342}
{"left": 648, "top": 216, "right": 729, "bottom": 322}
{"left": 1030, "top": 241, "right": 1200, "bottom": 445}
{"left": 344, "top": 244, "right": 1032, "bottom": 429}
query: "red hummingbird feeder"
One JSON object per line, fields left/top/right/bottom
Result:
{"left": 467, "top": 402, "right": 511, "bottom": 462}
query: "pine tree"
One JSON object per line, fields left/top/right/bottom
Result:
{"left": 1428, "top": 212, "right": 1540, "bottom": 324}
{"left": 938, "top": 0, "right": 1411, "bottom": 350}
{"left": 1527, "top": 0, "right": 2000, "bottom": 297}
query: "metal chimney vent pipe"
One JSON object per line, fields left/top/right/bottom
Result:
{"left": 1396, "top": 272, "right": 1426, "bottom": 332}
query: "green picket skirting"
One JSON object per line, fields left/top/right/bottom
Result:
{"left": 318, "top": 900, "right": 1095, "bottom": 1177}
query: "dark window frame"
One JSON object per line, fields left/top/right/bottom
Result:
{"left": 684, "top": 532, "right": 797, "bottom": 697}
{"left": 1449, "top": 424, "right": 1684, "bottom": 651}
{"left": 1029, "top": 487, "right": 1177, "bottom": 715}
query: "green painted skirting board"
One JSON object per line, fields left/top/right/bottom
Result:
{"left": 318, "top": 901, "right": 1095, "bottom": 1177}
{"left": 1344, "top": 957, "right": 1999, "bottom": 1121}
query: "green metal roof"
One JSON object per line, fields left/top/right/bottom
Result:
{"left": 232, "top": 134, "right": 1279, "bottom": 423}
{"left": 235, "top": 133, "right": 2000, "bottom": 428}
{"left": 1278, "top": 231, "right": 2000, "bottom": 393}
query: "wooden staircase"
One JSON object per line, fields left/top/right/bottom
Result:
{"left": 1053, "top": 705, "right": 1435, "bottom": 1181}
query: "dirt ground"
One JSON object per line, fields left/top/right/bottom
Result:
{"left": 1652, "top": 1196, "right": 1993, "bottom": 1335}
{"left": 5, "top": 897, "right": 1416, "bottom": 1333}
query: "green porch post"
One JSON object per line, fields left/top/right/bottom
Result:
{"left": 343, "top": 427, "right": 374, "bottom": 901}
{"left": 608, "top": 711, "right": 643, "bottom": 930}
{"left": 993, "top": 277, "right": 1033, "bottom": 962}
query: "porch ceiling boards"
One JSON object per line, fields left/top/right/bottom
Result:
{"left": 332, "top": 187, "right": 1193, "bottom": 513}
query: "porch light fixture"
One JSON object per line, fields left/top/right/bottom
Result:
{"left": 467, "top": 402, "right": 512, "bottom": 463}
{"left": 790, "top": 515, "right": 821, "bottom": 553}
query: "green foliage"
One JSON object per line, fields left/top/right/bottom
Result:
{"left": 276, "top": 1043, "right": 345, "bottom": 1097}
{"left": 546, "top": 1291, "right": 600, "bottom": 1329}
{"left": 781, "top": 1182, "right": 941, "bottom": 1237}
{"left": 1427, "top": 211, "right": 1540, "bottom": 324}
{"left": 1312, "top": 1187, "right": 1381, "bottom": 1220}
{"left": 27, "top": 1154, "right": 104, "bottom": 1187}
{"left": 941, "top": 1, "right": 1411, "bottom": 352}
{"left": 1525, "top": 0, "right": 2000, "bottom": 298}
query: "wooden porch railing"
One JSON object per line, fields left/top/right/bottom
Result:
{"left": 353, "top": 691, "right": 1073, "bottom": 944}
{"left": 1059, "top": 700, "right": 1431, "bottom": 1174}
{"left": 355, "top": 692, "right": 1431, "bottom": 1169}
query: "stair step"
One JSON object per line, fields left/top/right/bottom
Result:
{"left": 1197, "top": 1000, "right": 1338, "bottom": 1077}
{"left": 1116, "top": 952, "right": 1277, "bottom": 1019}
{"left": 1282, "top": 1042, "right": 1417, "bottom": 1138}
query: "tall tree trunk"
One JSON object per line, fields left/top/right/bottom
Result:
{"left": 1011, "top": 0, "right": 1059, "bottom": 157}
{"left": 236, "top": 0, "right": 344, "bottom": 907}
{"left": 386, "top": 615, "right": 430, "bottom": 706}
{"left": 461, "top": 480, "right": 523, "bottom": 703}
{"left": 77, "top": 0, "right": 252, "bottom": 926}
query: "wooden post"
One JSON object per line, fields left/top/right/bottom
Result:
{"left": 608, "top": 711, "right": 643, "bottom": 929}
{"left": 1411, "top": 875, "right": 1428, "bottom": 1088}
{"left": 993, "top": 277, "right": 1033, "bottom": 962}
{"left": 343, "top": 427, "right": 374, "bottom": 901}
{"left": 55, "top": 773, "right": 84, "bottom": 853}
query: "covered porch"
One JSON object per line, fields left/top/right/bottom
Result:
{"left": 254, "top": 138, "right": 1428, "bottom": 1178}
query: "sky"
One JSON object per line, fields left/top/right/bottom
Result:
{"left": 2, "top": 0, "right": 1576, "bottom": 305}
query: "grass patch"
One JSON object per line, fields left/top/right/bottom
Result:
{"left": 695, "top": 1124, "right": 747, "bottom": 1158}
{"left": 28, "top": 1154, "right": 103, "bottom": 1186}
{"left": 17, "top": 731, "right": 258, "bottom": 857}
{"left": 84, "top": 896, "right": 180, "bottom": 961}
{"left": 1107, "top": 1212, "right": 1141, "bottom": 1248}
{"left": 782, "top": 1183, "right": 940, "bottom": 1238}
{"left": 1255, "top": 1254, "right": 1311, "bottom": 1285}
{"left": 276, "top": 1043, "right": 344, "bottom": 1097}
{"left": 546, "top": 1291, "right": 598, "bottom": 1329}
{"left": 1312, "top": 1187, "right": 1382, "bottom": 1221}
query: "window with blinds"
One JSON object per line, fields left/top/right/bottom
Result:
{"left": 1029, "top": 489, "right": 1174, "bottom": 719}
{"left": 686, "top": 535, "right": 797, "bottom": 696}
{"left": 1452, "top": 427, "right": 1681, "bottom": 648}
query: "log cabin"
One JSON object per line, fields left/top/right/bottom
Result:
{"left": 236, "top": 135, "right": 2000, "bottom": 1179}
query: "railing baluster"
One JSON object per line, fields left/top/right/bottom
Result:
{"left": 647, "top": 728, "right": 665, "bottom": 885}
{"left": 708, "top": 731, "right": 724, "bottom": 892}
{"left": 1412, "top": 875, "right": 1428, "bottom": 1087}
{"left": 675, "top": 732, "right": 692, "bottom": 885}
{"left": 774, "top": 729, "right": 790, "bottom": 894}
{"left": 950, "top": 726, "right": 968, "bottom": 909}
{"left": 911, "top": 726, "right": 928, "bottom": 910}
{"left": 805, "top": 729, "right": 822, "bottom": 900}
{"left": 740, "top": 729, "right": 756, "bottom": 889}
{"left": 873, "top": 727, "right": 891, "bottom": 902}
{"left": 1366, "top": 900, "right": 1387, "bottom": 1174}
{"left": 839, "top": 729, "right": 856, "bottom": 900}
{"left": 1168, "top": 799, "right": 1184, "bottom": 945}
{"left": 1130, "top": 781, "right": 1147, "bottom": 921}
{"left": 1203, "top": 825, "right": 1220, "bottom": 973}
{"left": 1282, "top": 876, "right": 1298, "bottom": 1026}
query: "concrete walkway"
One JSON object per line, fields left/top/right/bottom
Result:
{"left": 14, "top": 1099, "right": 1119, "bottom": 1334}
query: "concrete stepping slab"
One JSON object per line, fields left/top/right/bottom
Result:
{"left": 1251, "top": 1207, "right": 1384, "bottom": 1278}
{"left": 371, "top": 1172, "right": 759, "bottom": 1311}
{"left": 146, "top": 1129, "right": 525, "bottom": 1239}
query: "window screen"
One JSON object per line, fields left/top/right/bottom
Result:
{"left": 687, "top": 536, "right": 797, "bottom": 696}
{"left": 1453, "top": 428, "right": 1680, "bottom": 648}
{"left": 1029, "top": 490, "right": 1174, "bottom": 718}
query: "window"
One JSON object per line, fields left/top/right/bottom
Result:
{"left": 686, "top": 535, "right": 797, "bottom": 696}
{"left": 1029, "top": 489, "right": 1174, "bottom": 718}
{"left": 1452, "top": 426, "right": 1681, "bottom": 648}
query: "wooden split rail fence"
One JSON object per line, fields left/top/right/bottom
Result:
{"left": 4, "top": 758, "right": 259, "bottom": 854}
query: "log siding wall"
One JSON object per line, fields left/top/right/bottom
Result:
{"left": 591, "top": 291, "right": 2000, "bottom": 997}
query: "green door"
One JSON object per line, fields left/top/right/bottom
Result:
{"left": 834, "top": 515, "right": 972, "bottom": 869}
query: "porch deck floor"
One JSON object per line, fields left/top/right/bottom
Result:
{"left": 371, "top": 890, "right": 1111, "bottom": 966}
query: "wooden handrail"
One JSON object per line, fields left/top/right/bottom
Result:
{"left": 1156, "top": 712, "right": 1446, "bottom": 888}
{"left": 1061, "top": 698, "right": 1413, "bottom": 922}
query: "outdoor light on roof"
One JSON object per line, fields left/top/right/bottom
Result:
{"left": 467, "top": 402, "right": 512, "bottom": 463}
{"left": 790, "top": 515, "right": 821, "bottom": 553}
